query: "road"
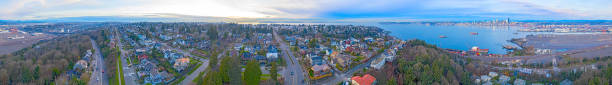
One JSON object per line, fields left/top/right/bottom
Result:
{"left": 88, "top": 38, "right": 109, "bottom": 85}
{"left": 273, "top": 30, "right": 306, "bottom": 85}
{"left": 115, "top": 31, "right": 138, "bottom": 85}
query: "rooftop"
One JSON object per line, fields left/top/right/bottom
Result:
{"left": 351, "top": 74, "right": 376, "bottom": 85}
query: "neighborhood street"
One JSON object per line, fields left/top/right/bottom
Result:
{"left": 88, "top": 38, "right": 109, "bottom": 85}
{"left": 273, "top": 30, "right": 307, "bottom": 85}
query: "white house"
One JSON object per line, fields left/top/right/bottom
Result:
{"left": 369, "top": 57, "right": 385, "bottom": 69}
{"left": 266, "top": 52, "right": 278, "bottom": 59}
{"left": 488, "top": 72, "right": 498, "bottom": 77}
{"left": 480, "top": 75, "right": 491, "bottom": 82}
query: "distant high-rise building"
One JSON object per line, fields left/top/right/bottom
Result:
{"left": 506, "top": 18, "right": 510, "bottom": 24}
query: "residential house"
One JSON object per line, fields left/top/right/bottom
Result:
{"left": 351, "top": 74, "right": 376, "bottom": 85}
{"left": 266, "top": 46, "right": 279, "bottom": 60}
{"left": 560, "top": 79, "right": 573, "bottom": 85}
{"left": 234, "top": 43, "right": 243, "bottom": 50}
{"left": 164, "top": 50, "right": 184, "bottom": 64}
{"left": 514, "top": 79, "right": 526, "bottom": 85}
{"left": 488, "top": 72, "right": 498, "bottom": 77}
{"left": 498, "top": 75, "right": 510, "bottom": 84}
{"left": 383, "top": 52, "right": 395, "bottom": 62}
{"left": 369, "top": 57, "right": 385, "bottom": 69}
{"left": 159, "top": 34, "right": 172, "bottom": 41}
{"left": 241, "top": 52, "right": 252, "bottom": 63}
{"left": 73, "top": 60, "right": 88, "bottom": 70}
{"left": 138, "top": 54, "right": 149, "bottom": 60}
{"left": 255, "top": 55, "right": 267, "bottom": 65}
{"left": 173, "top": 58, "right": 190, "bottom": 72}
{"left": 332, "top": 53, "right": 351, "bottom": 69}
{"left": 480, "top": 75, "right": 491, "bottom": 82}
{"left": 310, "top": 54, "right": 325, "bottom": 66}
{"left": 311, "top": 64, "right": 331, "bottom": 77}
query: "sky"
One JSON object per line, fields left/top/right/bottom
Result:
{"left": 1, "top": 0, "right": 611, "bottom": 21}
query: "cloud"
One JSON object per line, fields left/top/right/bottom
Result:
{"left": 1, "top": 0, "right": 611, "bottom": 20}
{"left": 212, "top": 0, "right": 592, "bottom": 20}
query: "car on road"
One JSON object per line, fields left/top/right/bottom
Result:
{"left": 291, "top": 72, "right": 294, "bottom": 75}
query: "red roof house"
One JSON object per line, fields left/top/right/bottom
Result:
{"left": 138, "top": 55, "right": 149, "bottom": 60}
{"left": 351, "top": 74, "right": 376, "bottom": 85}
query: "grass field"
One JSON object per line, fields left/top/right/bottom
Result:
{"left": 117, "top": 53, "right": 126, "bottom": 85}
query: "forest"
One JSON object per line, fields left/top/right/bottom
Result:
{"left": 0, "top": 33, "right": 93, "bottom": 84}
{"left": 372, "top": 39, "right": 472, "bottom": 85}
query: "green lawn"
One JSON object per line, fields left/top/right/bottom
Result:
{"left": 117, "top": 54, "right": 126, "bottom": 85}
{"left": 126, "top": 57, "right": 132, "bottom": 65}
{"left": 260, "top": 74, "right": 272, "bottom": 80}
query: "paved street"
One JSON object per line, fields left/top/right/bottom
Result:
{"left": 88, "top": 38, "right": 109, "bottom": 85}
{"left": 273, "top": 30, "right": 307, "bottom": 85}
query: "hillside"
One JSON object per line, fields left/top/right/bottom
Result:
{"left": 372, "top": 39, "right": 472, "bottom": 85}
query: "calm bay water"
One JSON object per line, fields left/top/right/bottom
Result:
{"left": 378, "top": 24, "right": 534, "bottom": 54}
{"left": 250, "top": 22, "right": 550, "bottom": 54}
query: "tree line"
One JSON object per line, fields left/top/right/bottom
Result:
{"left": 0, "top": 32, "right": 94, "bottom": 84}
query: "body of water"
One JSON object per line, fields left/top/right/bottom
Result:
{"left": 378, "top": 24, "right": 542, "bottom": 54}
{"left": 247, "top": 22, "right": 554, "bottom": 54}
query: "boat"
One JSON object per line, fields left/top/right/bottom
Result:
{"left": 470, "top": 32, "right": 478, "bottom": 35}
{"left": 7, "top": 35, "right": 24, "bottom": 39}
{"left": 439, "top": 35, "right": 447, "bottom": 38}
{"left": 503, "top": 45, "right": 517, "bottom": 50}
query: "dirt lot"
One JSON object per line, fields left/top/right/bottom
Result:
{"left": 0, "top": 33, "right": 55, "bottom": 55}
{"left": 525, "top": 34, "right": 612, "bottom": 50}
{"left": 469, "top": 34, "right": 612, "bottom": 64}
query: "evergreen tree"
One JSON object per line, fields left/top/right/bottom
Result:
{"left": 208, "top": 28, "right": 218, "bottom": 40}
{"left": 209, "top": 53, "right": 218, "bottom": 69}
{"left": 229, "top": 56, "right": 243, "bottom": 85}
{"left": 270, "top": 62, "right": 278, "bottom": 85}
{"left": 33, "top": 66, "right": 40, "bottom": 80}
{"left": 219, "top": 56, "right": 231, "bottom": 83}
{"left": 243, "top": 60, "right": 261, "bottom": 85}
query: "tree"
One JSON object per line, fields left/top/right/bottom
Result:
{"left": 387, "top": 77, "right": 397, "bottom": 85}
{"left": 208, "top": 28, "right": 218, "bottom": 40}
{"left": 219, "top": 57, "right": 231, "bottom": 83}
{"left": 308, "top": 39, "right": 318, "bottom": 48}
{"left": 228, "top": 56, "right": 243, "bottom": 85}
{"left": 309, "top": 69, "right": 314, "bottom": 77}
{"left": 243, "top": 60, "right": 262, "bottom": 85}
{"left": 270, "top": 62, "right": 278, "bottom": 84}
{"left": 33, "top": 66, "right": 40, "bottom": 80}
{"left": 209, "top": 53, "right": 218, "bottom": 69}
{"left": 203, "top": 71, "right": 222, "bottom": 85}
{"left": 195, "top": 72, "right": 204, "bottom": 85}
